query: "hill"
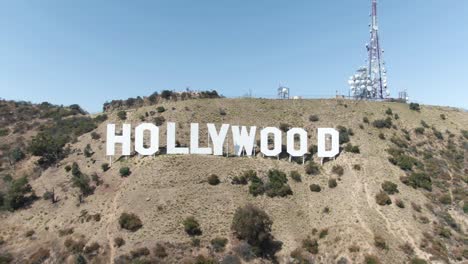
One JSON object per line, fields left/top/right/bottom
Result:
{"left": 0, "top": 98, "right": 467, "bottom": 264}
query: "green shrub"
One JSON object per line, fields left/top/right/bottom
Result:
{"left": 394, "top": 114, "right": 399, "bottom": 120}
{"left": 353, "top": 164, "right": 361, "bottom": 170}
{"left": 208, "top": 174, "right": 220, "bottom": 185}
{"left": 328, "top": 179, "right": 337, "bottom": 188}
{"left": 385, "top": 108, "right": 393, "bottom": 115}
{"left": 309, "top": 184, "right": 321, "bottom": 192}
{"left": 402, "top": 173, "right": 432, "bottom": 191}
{"left": 415, "top": 127, "right": 425, "bottom": 134}
{"left": 463, "top": 202, "right": 468, "bottom": 214}
{"left": 309, "top": 115, "right": 319, "bottom": 122}
{"left": 119, "top": 212, "right": 142, "bottom": 231}
{"left": 363, "top": 117, "right": 369, "bottom": 124}
{"left": 231, "top": 175, "right": 248, "bottom": 185}
{"left": 440, "top": 114, "right": 446, "bottom": 120}
{"left": 461, "top": 130, "right": 468, "bottom": 140}
{"left": 364, "top": 255, "right": 381, "bottom": 264}
{"left": 160, "top": 90, "right": 173, "bottom": 99}
{"left": 210, "top": 237, "right": 228, "bottom": 252}
{"left": 83, "top": 144, "right": 93, "bottom": 157}
{"left": 378, "top": 133, "right": 386, "bottom": 140}
{"left": 331, "top": 165, "right": 344, "bottom": 176}
{"left": 117, "top": 111, "right": 127, "bottom": 120}
{"left": 395, "top": 199, "right": 405, "bottom": 208}
{"left": 336, "top": 126, "right": 351, "bottom": 144}
{"left": 290, "top": 171, "right": 302, "bottom": 182}
{"left": 411, "top": 258, "right": 428, "bottom": 264}
{"left": 302, "top": 238, "right": 318, "bottom": 254}
{"left": 420, "top": 120, "right": 429, "bottom": 128}
{"left": 375, "top": 191, "right": 391, "bottom": 206}
{"left": 319, "top": 229, "right": 328, "bottom": 239}
{"left": 409, "top": 103, "right": 420, "bottom": 111}
{"left": 2, "top": 176, "right": 36, "bottom": 211}
{"left": 381, "top": 181, "right": 399, "bottom": 194}
{"left": 101, "top": 163, "right": 110, "bottom": 172}
{"left": 438, "top": 194, "right": 452, "bottom": 205}
{"left": 308, "top": 145, "right": 318, "bottom": 155}
{"left": 344, "top": 143, "right": 360, "bottom": 153}
{"left": 0, "top": 128, "right": 9, "bottom": 137}
{"left": 119, "top": 167, "right": 131, "bottom": 177}
{"left": 183, "top": 216, "right": 202, "bottom": 236}
{"left": 231, "top": 204, "right": 279, "bottom": 258}
{"left": 65, "top": 165, "right": 72, "bottom": 172}
{"left": 90, "top": 131, "right": 100, "bottom": 140}
{"left": 265, "top": 169, "right": 292, "bottom": 197}
{"left": 156, "top": 106, "right": 166, "bottom": 113}
{"left": 248, "top": 174, "right": 265, "bottom": 196}
{"left": 153, "top": 243, "right": 167, "bottom": 258}
{"left": 10, "top": 148, "right": 25, "bottom": 162}
{"left": 305, "top": 161, "right": 320, "bottom": 175}
{"left": 279, "top": 123, "right": 290, "bottom": 132}
{"left": 432, "top": 128, "right": 443, "bottom": 140}
{"left": 153, "top": 116, "right": 166, "bottom": 126}
{"left": 130, "top": 247, "right": 150, "bottom": 258}
{"left": 374, "top": 235, "right": 388, "bottom": 249}
{"left": 372, "top": 117, "right": 392, "bottom": 129}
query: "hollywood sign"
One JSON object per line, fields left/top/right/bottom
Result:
{"left": 106, "top": 123, "right": 339, "bottom": 158}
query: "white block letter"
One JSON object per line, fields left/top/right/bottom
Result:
{"left": 260, "top": 127, "right": 282, "bottom": 156}
{"left": 231, "top": 126, "right": 257, "bottom": 156}
{"left": 167, "top": 122, "right": 189, "bottom": 154}
{"left": 207, "top": 123, "right": 230, "bottom": 156}
{"left": 317, "top": 128, "right": 339, "bottom": 158}
{"left": 135, "top": 123, "right": 159, "bottom": 155}
{"left": 190, "top": 123, "right": 212, "bottom": 155}
{"left": 106, "top": 124, "right": 131, "bottom": 156}
{"left": 287, "top": 128, "right": 308, "bottom": 157}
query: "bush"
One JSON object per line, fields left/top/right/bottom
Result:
{"left": 374, "top": 235, "right": 388, "bottom": 249}
{"left": 411, "top": 258, "right": 428, "bottom": 264}
{"left": 156, "top": 106, "right": 166, "bottom": 113}
{"left": 432, "top": 128, "right": 443, "bottom": 140}
{"left": 385, "top": 108, "right": 393, "bottom": 115}
{"left": 248, "top": 175, "right": 265, "bottom": 196}
{"left": 90, "top": 131, "right": 100, "bottom": 140}
{"left": 375, "top": 191, "right": 392, "bottom": 206}
{"left": 331, "top": 165, "right": 344, "bottom": 176}
{"left": 211, "top": 237, "right": 228, "bottom": 252}
{"left": 183, "top": 216, "right": 202, "bottom": 236}
{"left": 415, "top": 127, "right": 425, "bottom": 134}
{"left": 0, "top": 128, "right": 9, "bottom": 137}
{"left": 130, "top": 247, "right": 150, "bottom": 258}
{"left": 372, "top": 117, "right": 392, "bottom": 129}
{"left": 231, "top": 175, "right": 248, "bottom": 185}
{"left": 394, "top": 114, "right": 399, "bottom": 120}
{"left": 305, "top": 161, "right": 320, "bottom": 175}
{"left": 153, "top": 116, "right": 166, "bottom": 126}
{"left": 395, "top": 199, "right": 405, "bottom": 208}
{"left": 265, "top": 169, "right": 292, "bottom": 197}
{"left": 381, "top": 181, "right": 399, "bottom": 194}
{"left": 364, "top": 255, "right": 381, "bottom": 264}
{"left": 117, "top": 111, "right": 127, "bottom": 120}
{"left": 279, "top": 123, "right": 290, "bottom": 132}
{"left": 319, "top": 229, "right": 328, "bottom": 239}
{"left": 309, "top": 184, "right": 321, "bottom": 192}
{"left": 231, "top": 204, "right": 280, "bottom": 258}
{"left": 363, "top": 117, "right": 369, "bottom": 124}
{"left": 409, "top": 103, "right": 420, "bottom": 111}
{"left": 402, "top": 173, "right": 432, "bottom": 191}
{"left": 153, "top": 244, "right": 167, "bottom": 258}
{"left": 119, "top": 213, "right": 142, "bottom": 232}
{"left": 461, "top": 130, "right": 468, "bottom": 140}
{"left": 208, "top": 174, "right": 220, "bottom": 185}
{"left": 114, "top": 237, "right": 125, "bottom": 247}
{"left": 336, "top": 126, "right": 351, "bottom": 144}
{"left": 420, "top": 120, "right": 429, "bottom": 128}
{"left": 438, "top": 194, "right": 452, "bottom": 205}
{"left": 353, "top": 164, "right": 361, "bottom": 170}
{"left": 328, "top": 179, "right": 337, "bottom": 188}
{"left": 290, "top": 171, "right": 302, "bottom": 182}
{"left": 161, "top": 90, "right": 173, "bottom": 99}
{"left": 309, "top": 115, "right": 319, "bottom": 122}
{"left": 84, "top": 144, "right": 93, "bottom": 157}
{"left": 101, "top": 163, "right": 110, "bottom": 172}
{"left": 65, "top": 165, "right": 72, "bottom": 172}
{"left": 378, "top": 133, "right": 386, "bottom": 140}
{"left": 119, "top": 167, "right": 131, "bottom": 177}
{"left": 2, "top": 176, "right": 37, "bottom": 211}
{"left": 344, "top": 143, "right": 360, "bottom": 153}
{"left": 302, "top": 238, "right": 318, "bottom": 254}
{"left": 440, "top": 114, "right": 446, "bottom": 120}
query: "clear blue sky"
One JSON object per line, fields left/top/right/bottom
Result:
{"left": 1, "top": 0, "right": 467, "bottom": 113}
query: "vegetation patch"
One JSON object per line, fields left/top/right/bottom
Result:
{"left": 119, "top": 212, "right": 143, "bottom": 232}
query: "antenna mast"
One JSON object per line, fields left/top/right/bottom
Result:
{"left": 349, "top": 0, "right": 389, "bottom": 99}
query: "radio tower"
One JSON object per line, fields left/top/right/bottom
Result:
{"left": 348, "top": 0, "right": 389, "bottom": 99}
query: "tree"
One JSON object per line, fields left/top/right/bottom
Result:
{"left": 231, "top": 204, "right": 281, "bottom": 258}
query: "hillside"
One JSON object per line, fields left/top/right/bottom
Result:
{"left": 0, "top": 98, "right": 467, "bottom": 264}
